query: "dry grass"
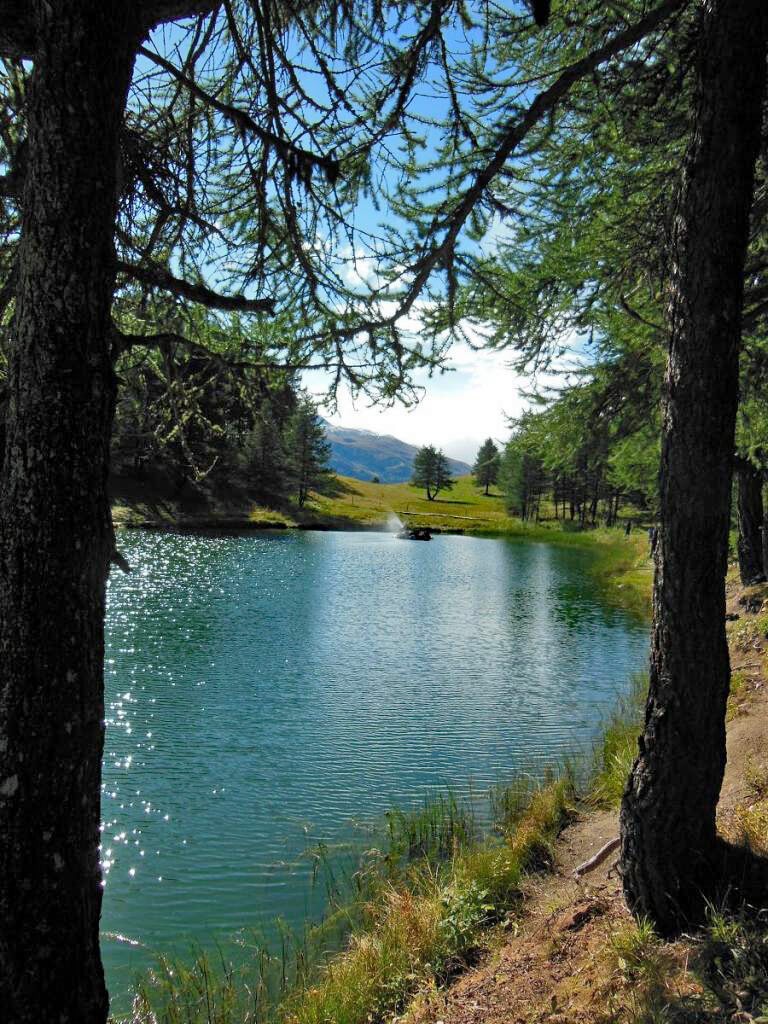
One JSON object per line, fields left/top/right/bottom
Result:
{"left": 117, "top": 777, "right": 573, "bottom": 1024}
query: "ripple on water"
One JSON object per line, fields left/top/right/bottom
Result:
{"left": 101, "top": 530, "right": 648, "bottom": 1004}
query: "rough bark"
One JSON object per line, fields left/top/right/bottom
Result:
{"left": 0, "top": 4, "right": 140, "bottom": 1021}
{"left": 620, "top": 0, "right": 768, "bottom": 936}
{"left": 0, "top": 1, "right": 35, "bottom": 58}
{"left": 736, "top": 457, "right": 765, "bottom": 585}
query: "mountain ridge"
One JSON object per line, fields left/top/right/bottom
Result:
{"left": 321, "top": 420, "right": 472, "bottom": 483}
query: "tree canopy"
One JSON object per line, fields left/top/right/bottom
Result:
{"left": 412, "top": 444, "right": 454, "bottom": 501}
{"left": 473, "top": 438, "right": 501, "bottom": 495}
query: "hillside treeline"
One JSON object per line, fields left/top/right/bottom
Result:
{"left": 498, "top": 351, "right": 661, "bottom": 528}
{"left": 109, "top": 323, "right": 329, "bottom": 508}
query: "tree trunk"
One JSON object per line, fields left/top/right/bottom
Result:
{"left": 0, "top": 4, "right": 139, "bottom": 1021}
{"left": 736, "top": 457, "right": 765, "bottom": 584}
{"left": 620, "top": 0, "right": 767, "bottom": 936}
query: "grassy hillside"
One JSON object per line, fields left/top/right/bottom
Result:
{"left": 304, "top": 475, "right": 513, "bottom": 532}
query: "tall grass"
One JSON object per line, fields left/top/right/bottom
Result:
{"left": 588, "top": 672, "right": 647, "bottom": 808}
{"left": 385, "top": 792, "right": 477, "bottom": 864}
{"left": 116, "top": 657, "right": 656, "bottom": 1024}
{"left": 284, "top": 775, "right": 573, "bottom": 1024}
{"left": 116, "top": 775, "right": 573, "bottom": 1024}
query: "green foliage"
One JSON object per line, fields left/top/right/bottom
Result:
{"left": 110, "top": 311, "right": 300, "bottom": 504}
{"left": 472, "top": 438, "right": 501, "bottom": 495}
{"left": 498, "top": 420, "right": 548, "bottom": 521}
{"left": 609, "top": 917, "right": 667, "bottom": 989}
{"left": 411, "top": 445, "right": 454, "bottom": 501}
{"left": 589, "top": 673, "right": 647, "bottom": 808}
{"left": 497, "top": 351, "right": 661, "bottom": 529}
{"left": 284, "top": 396, "right": 332, "bottom": 507}
{"left": 239, "top": 403, "right": 291, "bottom": 503}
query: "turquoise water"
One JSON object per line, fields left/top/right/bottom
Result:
{"left": 101, "top": 530, "right": 647, "bottom": 1001}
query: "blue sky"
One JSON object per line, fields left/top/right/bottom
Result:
{"left": 142, "top": 5, "right": 569, "bottom": 466}
{"left": 311, "top": 340, "right": 526, "bottom": 464}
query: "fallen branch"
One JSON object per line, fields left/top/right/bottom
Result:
{"left": 573, "top": 836, "right": 620, "bottom": 878}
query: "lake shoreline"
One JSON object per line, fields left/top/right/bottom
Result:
{"left": 117, "top": 572, "right": 768, "bottom": 1024}
{"left": 106, "top": 526, "right": 653, "bottom": 1022}
{"left": 111, "top": 471, "right": 653, "bottom": 540}
{"left": 111, "top": 488, "right": 653, "bottom": 617}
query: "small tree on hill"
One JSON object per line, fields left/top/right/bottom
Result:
{"left": 411, "top": 445, "right": 454, "bottom": 501}
{"left": 473, "top": 439, "right": 501, "bottom": 495}
{"left": 286, "top": 398, "right": 332, "bottom": 507}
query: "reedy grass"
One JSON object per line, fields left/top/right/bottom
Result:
{"left": 385, "top": 792, "right": 477, "bottom": 864}
{"left": 284, "top": 776, "right": 573, "bottom": 1024}
{"left": 116, "top": 775, "right": 573, "bottom": 1024}
{"left": 588, "top": 672, "right": 647, "bottom": 808}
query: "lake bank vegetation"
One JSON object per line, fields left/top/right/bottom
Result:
{"left": 118, "top": 574, "right": 768, "bottom": 1024}
{"left": 119, "top": 764, "right": 576, "bottom": 1023}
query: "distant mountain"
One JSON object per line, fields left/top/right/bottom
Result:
{"left": 322, "top": 420, "right": 471, "bottom": 483}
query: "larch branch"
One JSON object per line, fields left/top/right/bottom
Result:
{"left": 115, "top": 259, "right": 275, "bottom": 314}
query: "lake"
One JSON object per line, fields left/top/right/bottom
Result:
{"left": 101, "top": 529, "right": 648, "bottom": 1003}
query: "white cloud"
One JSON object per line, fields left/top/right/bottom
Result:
{"left": 317, "top": 342, "right": 529, "bottom": 464}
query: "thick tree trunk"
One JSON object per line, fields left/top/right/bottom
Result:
{"left": 619, "top": 0, "right": 767, "bottom": 936}
{"left": 0, "top": 4, "right": 139, "bottom": 1021}
{"left": 736, "top": 457, "right": 765, "bottom": 585}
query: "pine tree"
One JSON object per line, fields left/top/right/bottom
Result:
{"left": 411, "top": 445, "right": 454, "bottom": 501}
{"left": 285, "top": 398, "right": 331, "bottom": 507}
{"left": 241, "top": 403, "right": 290, "bottom": 503}
{"left": 473, "top": 438, "right": 501, "bottom": 495}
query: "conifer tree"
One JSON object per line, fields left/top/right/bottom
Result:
{"left": 411, "top": 445, "right": 454, "bottom": 501}
{"left": 285, "top": 397, "right": 331, "bottom": 507}
{"left": 473, "top": 438, "right": 501, "bottom": 495}
{"left": 0, "top": 3, "right": 740, "bottom": 1015}
{"left": 241, "top": 403, "right": 291, "bottom": 503}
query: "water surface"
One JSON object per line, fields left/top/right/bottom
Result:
{"left": 101, "top": 530, "right": 648, "bottom": 998}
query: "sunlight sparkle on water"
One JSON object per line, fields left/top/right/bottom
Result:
{"left": 100, "top": 530, "right": 649, "bottom": 1008}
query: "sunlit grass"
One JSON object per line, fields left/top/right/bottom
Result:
{"left": 609, "top": 917, "right": 667, "bottom": 989}
{"left": 116, "top": 775, "right": 573, "bottom": 1024}
{"left": 588, "top": 673, "right": 647, "bottom": 808}
{"left": 727, "top": 669, "right": 751, "bottom": 721}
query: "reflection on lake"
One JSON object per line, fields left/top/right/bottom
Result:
{"left": 101, "top": 530, "right": 647, "bottom": 1001}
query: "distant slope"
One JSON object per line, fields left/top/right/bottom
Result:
{"left": 322, "top": 420, "right": 471, "bottom": 483}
